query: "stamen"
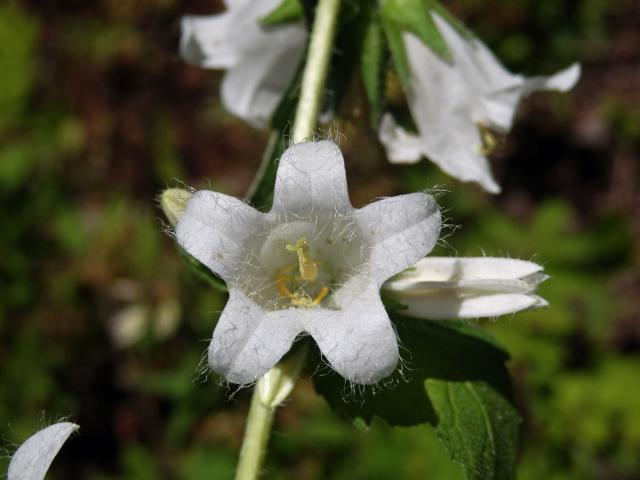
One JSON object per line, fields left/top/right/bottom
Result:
{"left": 285, "top": 237, "right": 319, "bottom": 282}
{"left": 477, "top": 123, "right": 499, "bottom": 155}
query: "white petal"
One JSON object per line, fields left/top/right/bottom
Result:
{"left": 303, "top": 280, "right": 398, "bottom": 384}
{"left": 180, "top": 14, "right": 241, "bottom": 69}
{"left": 271, "top": 141, "right": 352, "bottom": 216}
{"left": 209, "top": 289, "right": 303, "bottom": 385}
{"left": 355, "top": 193, "right": 441, "bottom": 285}
{"left": 401, "top": 32, "right": 502, "bottom": 193}
{"left": 399, "top": 292, "right": 544, "bottom": 320}
{"left": 378, "top": 114, "right": 422, "bottom": 163}
{"left": 220, "top": 21, "right": 306, "bottom": 128}
{"left": 391, "top": 257, "right": 544, "bottom": 284}
{"left": 175, "top": 191, "right": 264, "bottom": 282}
{"left": 384, "top": 257, "right": 548, "bottom": 320}
{"left": 9, "top": 422, "right": 78, "bottom": 480}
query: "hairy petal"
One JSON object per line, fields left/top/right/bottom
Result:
{"left": 9, "top": 423, "right": 79, "bottom": 480}
{"left": 355, "top": 192, "right": 441, "bottom": 286}
{"left": 209, "top": 290, "right": 303, "bottom": 385}
{"left": 271, "top": 141, "right": 353, "bottom": 216}
{"left": 175, "top": 191, "right": 264, "bottom": 281}
{"left": 303, "top": 280, "right": 398, "bottom": 384}
{"left": 384, "top": 257, "right": 548, "bottom": 320}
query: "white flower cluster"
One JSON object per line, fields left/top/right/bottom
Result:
{"left": 174, "top": 4, "right": 565, "bottom": 385}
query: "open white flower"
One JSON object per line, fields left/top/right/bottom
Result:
{"left": 180, "top": 0, "right": 307, "bottom": 128}
{"left": 8, "top": 422, "right": 78, "bottom": 480}
{"left": 383, "top": 257, "right": 548, "bottom": 319}
{"left": 176, "top": 140, "right": 441, "bottom": 385}
{"left": 379, "top": 12, "right": 581, "bottom": 193}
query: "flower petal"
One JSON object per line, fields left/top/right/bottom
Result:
{"left": 9, "top": 422, "right": 79, "bottom": 480}
{"left": 398, "top": 292, "right": 546, "bottom": 320}
{"left": 271, "top": 141, "right": 352, "bottom": 216}
{"left": 303, "top": 280, "right": 398, "bottom": 384}
{"left": 220, "top": 21, "right": 306, "bottom": 128}
{"left": 384, "top": 257, "right": 549, "bottom": 320}
{"left": 209, "top": 289, "right": 303, "bottom": 385}
{"left": 378, "top": 114, "right": 423, "bottom": 163}
{"left": 355, "top": 192, "right": 441, "bottom": 285}
{"left": 180, "top": 14, "right": 241, "bottom": 69}
{"left": 175, "top": 191, "right": 264, "bottom": 281}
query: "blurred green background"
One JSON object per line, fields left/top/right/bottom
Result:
{"left": 1, "top": 0, "right": 639, "bottom": 478}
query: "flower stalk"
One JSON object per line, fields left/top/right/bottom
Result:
{"left": 234, "top": 1, "right": 341, "bottom": 478}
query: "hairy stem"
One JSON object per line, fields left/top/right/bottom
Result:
{"left": 291, "top": 0, "right": 341, "bottom": 143}
{"left": 234, "top": 1, "right": 340, "bottom": 478}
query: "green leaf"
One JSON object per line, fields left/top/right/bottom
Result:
{"left": 260, "top": 0, "right": 304, "bottom": 26}
{"left": 314, "top": 315, "right": 520, "bottom": 479}
{"left": 427, "top": 380, "right": 519, "bottom": 480}
{"left": 360, "top": 12, "right": 386, "bottom": 126}
{"left": 179, "top": 248, "right": 227, "bottom": 292}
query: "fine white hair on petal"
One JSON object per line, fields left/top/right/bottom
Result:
{"left": 175, "top": 190, "right": 264, "bottom": 282}
{"left": 208, "top": 290, "right": 304, "bottom": 385}
{"left": 271, "top": 141, "right": 352, "bottom": 215}
{"left": 302, "top": 280, "right": 399, "bottom": 384}
{"left": 355, "top": 192, "right": 441, "bottom": 286}
{"left": 8, "top": 422, "right": 79, "bottom": 480}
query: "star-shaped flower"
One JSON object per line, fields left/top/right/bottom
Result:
{"left": 8, "top": 423, "right": 78, "bottom": 480}
{"left": 180, "top": 0, "right": 307, "bottom": 128}
{"left": 383, "top": 257, "right": 548, "bottom": 319}
{"left": 379, "top": 12, "right": 581, "bottom": 193}
{"left": 176, "top": 141, "right": 441, "bottom": 385}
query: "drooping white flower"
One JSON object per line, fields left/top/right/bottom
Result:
{"left": 180, "top": 0, "right": 307, "bottom": 128}
{"left": 8, "top": 422, "right": 78, "bottom": 480}
{"left": 379, "top": 13, "right": 581, "bottom": 193}
{"left": 175, "top": 140, "right": 441, "bottom": 385}
{"left": 383, "top": 257, "right": 548, "bottom": 319}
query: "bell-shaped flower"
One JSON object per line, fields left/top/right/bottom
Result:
{"left": 8, "top": 422, "right": 78, "bottom": 480}
{"left": 379, "top": 12, "right": 581, "bottom": 193}
{"left": 180, "top": 0, "right": 307, "bottom": 128}
{"left": 383, "top": 257, "right": 548, "bottom": 319}
{"left": 175, "top": 140, "right": 441, "bottom": 385}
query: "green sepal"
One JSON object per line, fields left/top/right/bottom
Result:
{"left": 260, "top": 0, "right": 304, "bottom": 26}
{"left": 360, "top": 11, "right": 386, "bottom": 126}
{"left": 179, "top": 248, "right": 227, "bottom": 293}
{"left": 313, "top": 315, "right": 520, "bottom": 479}
{"left": 380, "top": 0, "right": 463, "bottom": 86}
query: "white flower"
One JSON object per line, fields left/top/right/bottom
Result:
{"left": 379, "top": 12, "right": 581, "bottom": 193}
{"left": 8, "top": 422, "right": 78, "bottom": 480}
{"left": 175, "top": 140, "right": 441, "bottom": 385}
{"left": 383, "top": 257, "right": 548, "bottom": 319}
{"left": 180, "top": 0, "right": 307, "bottom": 128}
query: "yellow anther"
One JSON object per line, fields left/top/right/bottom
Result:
{"left": 312, "top": 286, "right": 330, "bottom": 305}
{"left": 285, "top": 237, "right": 319, "bottom": 282}
{"left": 477, "top": 123, "right": 499, "bottom": 155}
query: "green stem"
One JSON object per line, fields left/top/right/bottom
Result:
{"left": 291, "top": 0, "right": 342, "bottom": 143}
{"left": 234, "top": 2, "right": 340, "bottom": 477}
{"left": 234, "top": 388, "right": 276, "bottom": 480}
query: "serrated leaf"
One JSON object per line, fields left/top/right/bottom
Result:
{"left": 260, "top": 0, "right": 304, "bottom": 26}
{"left": 360, "top": 12, "right": 386, "bottom": 126}
{"left": 426, "top": 379, "right": 519, "bottom": 480}
{"left": 314, "top": 316, "right": 520, "bottom": 478}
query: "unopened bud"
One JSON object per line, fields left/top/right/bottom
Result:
{"left": 160, "top": 188, "right": 193, "bottom": 226}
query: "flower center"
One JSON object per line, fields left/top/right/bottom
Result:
{"left": 275, "top": 237, "right": 330, "bottom": 308}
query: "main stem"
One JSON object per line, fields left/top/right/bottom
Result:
{"left": 234, "top": 2, "right": 341, "bottom": 479}
{"left": 291, "top": 0, "right": 341, "bottom": 144}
